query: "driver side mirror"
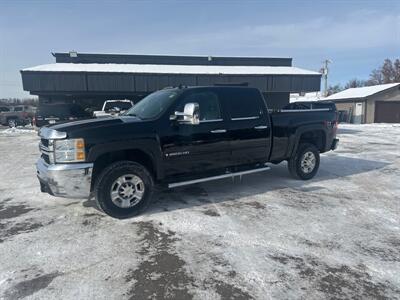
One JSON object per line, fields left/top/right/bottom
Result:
{"left": 170, "top": 102, "right": 200, "bottom": 125}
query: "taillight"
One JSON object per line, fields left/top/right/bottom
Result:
{"left": 333, "top": 120, "right": 338, "bottom": 135}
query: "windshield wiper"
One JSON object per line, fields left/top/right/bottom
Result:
{"left": 124, "top": 113, "right": 141, "bottom": 119}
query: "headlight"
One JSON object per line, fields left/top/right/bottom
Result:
{"left": 54, "top": 138, "right": 86, "bottom": 163}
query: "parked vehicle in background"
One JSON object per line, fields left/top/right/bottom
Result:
{"left": 283, "top": 101, "right": 337, "bottom": 110}
{"left": 0, "top": 105, "right": 36, "bottom": 127}
{"left": 0, "top": 106, "right": 12, "bottom": 113}
{"left": 36, "top": 86, "right": 339, "bottom": 218}
{"left": 93, "top": 100, "right": 134, "bottom": 118}
{"left": 34, "top": 103, "right": 91, "bottom": 127}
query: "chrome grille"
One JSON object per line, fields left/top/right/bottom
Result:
{"left": 39, "top": 138, "right": 54, "bottom": 164}
{"left": 41, "top": 153, "right": 50, "bottom": 164}
{"left": 41, "top": 138, "right": 49, "bottom": 148}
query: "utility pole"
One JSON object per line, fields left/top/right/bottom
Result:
{"left": 321, "top": 59, "right": 332, "bottom": 97}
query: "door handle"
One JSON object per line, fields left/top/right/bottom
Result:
{"left": 254, "top": 126, "right": 268, "bottom": 130}
{"left": 210, "top": 129, "right": 227, "bottom": 133}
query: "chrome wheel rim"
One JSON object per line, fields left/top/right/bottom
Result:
{"left": 110, "top": 174, "right": 145, "bottom": 208}
{"left": 300, "top": 151, "right": 316, "bottom": 174}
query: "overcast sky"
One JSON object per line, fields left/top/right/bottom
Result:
{"left": 0, "top": 0, "right": 399, "bottom": 98}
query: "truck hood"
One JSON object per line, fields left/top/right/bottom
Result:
{"left": 49, "top": 116, "right": 141, "bottom": 134}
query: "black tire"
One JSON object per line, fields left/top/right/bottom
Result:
{"left": 7, "top": 118, "right": 17, "bottom": 128}
{"left": 288, "top": 143, "right": 320, "bottom": 180}
{"left": 94, "top": 161, "right": 154, "bottom": 219}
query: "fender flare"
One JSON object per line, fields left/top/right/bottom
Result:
{"left": 287, "top": 124, "right": 328, "bottom": 158}
{"left": 87, "top": 138, "right": 164, "bottom": 180}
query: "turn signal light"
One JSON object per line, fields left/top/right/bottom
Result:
{"left": 76, "top": 139, "right": 85, "bottom": 150}
{"left": 76, "top": 151, "right": 85, "bottom": 161}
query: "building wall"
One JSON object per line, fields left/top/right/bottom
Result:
{"left": 332, "top": 87, "right": 400, "bottom": 124}
{"left": 335, "top": 102, "right": 357, "bottom": 123}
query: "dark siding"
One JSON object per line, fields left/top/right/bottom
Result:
{"left": 54, "top": 53, "right": 292, "bottom": 67}
{"left": 21, "top": 72, "right": 86, "bottom": 92}
{"left": 21, "top": 71, "right": 321, "bottom": 95}
{"left": 263, "top": 92, "right": 290, "bottom": 109}
{"left": 87, "top": 73, "right": 135, "bottom": 92}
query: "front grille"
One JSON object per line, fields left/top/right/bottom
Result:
{"left": 41, "top": 138, "right": 49, "bottom": 148}
{"left": 39, "top": 138, "right": 53, "bottom": 164}
{"left": 41, "top": 153, "right": 50, "bottom": 164}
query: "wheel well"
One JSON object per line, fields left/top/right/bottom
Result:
{"left": 298, "top": 130, "right": 326, "bottom": 152}
{"left": 91, "top": 149, "right": 155, "bottom": 190}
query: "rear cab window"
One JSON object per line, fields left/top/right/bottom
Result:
{"left": 221, "top": 88, "right": 265, "bottom": 120}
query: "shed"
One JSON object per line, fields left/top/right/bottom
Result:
{"left": 323, "top": 83, "right": 400, "bottom": 123}
{"left": 20, "top": 52, "right": 322, "bottom": 109}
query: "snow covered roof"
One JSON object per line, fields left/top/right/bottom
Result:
{"left": 324, "top": 83, "right": 400, "bottom": 100}
{"left": 22, "top": 63, "right": 320, "bottom": 76}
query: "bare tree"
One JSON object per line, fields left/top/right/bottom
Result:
{"left": 381, "top": 59, "right": 396, "bottom": 83}
{"left": 327, "top": 84, "right": 342, "bottom": 96}
{"left": 394, "top": 59, "right": 400, "bottom": 82}
{"left": 367, "top": 68, "right": 384, "bottom": 86}
{"left": 345, "top": 78, "right": 366, "bottom": 89}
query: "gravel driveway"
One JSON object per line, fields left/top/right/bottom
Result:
{"left": 0, "top": 124, "right": 399, "bottom": 299}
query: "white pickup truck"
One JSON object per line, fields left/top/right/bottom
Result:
{"left": 93, "top": 100, "right": 134, "bottom": 118}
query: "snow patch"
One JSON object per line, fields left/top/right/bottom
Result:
{"left": 0, "top": 127, "right": 36, "bottom": 135}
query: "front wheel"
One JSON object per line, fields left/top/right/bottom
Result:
{"left": 8, "top": 118, "right": 17, "bottom": 128}
{"left": 94, "top": 161, "right": 154, "bottom": 219}
{"left": 288, "top": 143, "right": 320, "bottom": 180}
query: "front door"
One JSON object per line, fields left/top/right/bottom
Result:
{"left": 161, "top": 89, "right": 231, "bottom": 178}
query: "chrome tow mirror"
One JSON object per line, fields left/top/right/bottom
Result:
{"left": 170, "top": 102, "right": 200, "bottom": 125}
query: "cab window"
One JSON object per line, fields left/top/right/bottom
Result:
{"left": 180, "top": 91, "right": 222, "bottom": 121}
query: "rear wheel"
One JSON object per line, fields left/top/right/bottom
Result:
{"left": 94, "top": 161, "right": 154, "bottom": 218}
{"left": 288, "top": 143, "right": 320, "bottom": 180}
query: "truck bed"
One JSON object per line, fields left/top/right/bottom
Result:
{"left": 269, "top": 106, "right": 337, "bottom": 162}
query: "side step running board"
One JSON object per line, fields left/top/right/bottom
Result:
{"left": 168, "top": 166, "right": 270, "bottom": 188}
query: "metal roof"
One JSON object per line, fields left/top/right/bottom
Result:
{"left": 23, "top": 63, "right": 320, "bottom": 76}
{"left": 324, "top": 83, "right": 400, "bottom": 101}
{"left": 52, "top": 52, "right": 293, "bottom": 67}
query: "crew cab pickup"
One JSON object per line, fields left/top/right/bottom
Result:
{"left": 36, "top": 86, "right": 339, "bottom": 218}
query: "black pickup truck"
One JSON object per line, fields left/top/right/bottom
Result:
{"left": 37, "top": 86, "right": 338, "bottom": 218}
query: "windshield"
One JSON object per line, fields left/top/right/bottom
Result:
{"left": 124, "top": 89, "right": 180, "bottom": 119}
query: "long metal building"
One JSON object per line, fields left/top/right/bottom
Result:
{"left": 20, "top": 52, "right": 321, "bottom": 109}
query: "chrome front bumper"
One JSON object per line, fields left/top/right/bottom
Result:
{"left": 36, "top": 158, "right": 93, "bottom": 199}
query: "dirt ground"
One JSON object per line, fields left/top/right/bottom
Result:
{"left": 0, "top": 124, "right": 399, "bottom": 299}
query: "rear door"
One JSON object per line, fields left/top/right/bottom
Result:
{"left": 161, "top": 89, "right": 231, "bottom": 177}
{"left": 220, "top": 88, "right": 272, "bottom": 165}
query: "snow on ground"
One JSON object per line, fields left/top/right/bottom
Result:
{"left": 0, "top": 126, "right": 36, "bottom": 136}
{"left": 0, "top": 124, "right": 399, "bottom": 299}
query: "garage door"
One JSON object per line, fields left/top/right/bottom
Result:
{"left": 375, "top": 101, "right": 400, "bottom": 123}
